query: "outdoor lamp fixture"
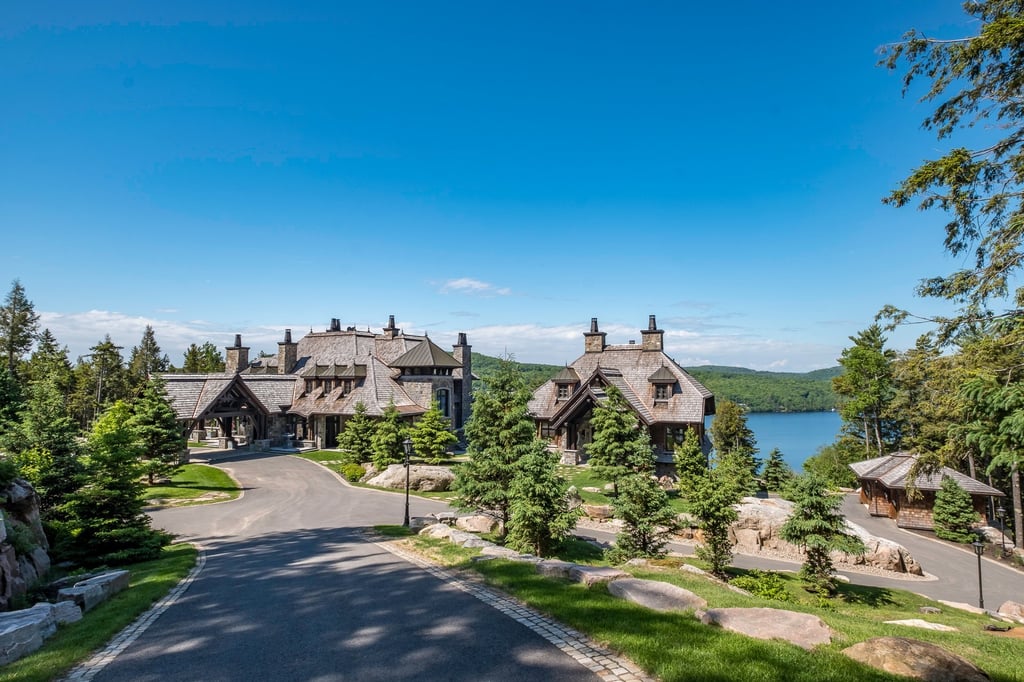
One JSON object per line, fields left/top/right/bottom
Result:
{"left": 997, "top": 506, "right": 1007, "bottom": 555}
{"left": 402, "top": 437, "right": 413, "bottom": 528}
{"left": 972, "top": 538, "right": 985, "bottom": 610}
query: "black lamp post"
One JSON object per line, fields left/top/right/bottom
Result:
{"left": 997, "top": 506, "right": 1007, "bottom": 556}
{"left": 972, "top": 538, "right": 985, "bottom": 610}
{"left": 402, "top": 437, "right": 413, "bottom": 528}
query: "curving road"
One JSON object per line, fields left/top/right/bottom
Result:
{"left": 91, "top": 452, "right": 598, "bottom": 682}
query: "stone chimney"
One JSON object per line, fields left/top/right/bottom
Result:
{"left": 225, "top": 334, "right": 250, "bottom": 374}
{"left": 278, "top": 328, "right": 298, "bottom": 374}
{"left": 641, "top": 314, "right": 664, "bottom": 352}
{"left": 452, "top": 332, "right": 472, "bottom": 430}
{"left": 382, "top": 314, "right": 400, "bottom": 340}
{"left": 328, "top": 318, "right": 342, "bottom": 332}
{"left": 584, "top": 317, "right": 606, "bottom": 353}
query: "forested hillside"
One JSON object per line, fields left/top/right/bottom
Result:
{"left": 471, "top": 353, "right": 840, "bottom": 412}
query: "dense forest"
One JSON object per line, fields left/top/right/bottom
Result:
{"left": 471, "top": 353, "right": 840, "bottom": 413}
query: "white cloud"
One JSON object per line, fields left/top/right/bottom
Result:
{"left": 439, "top": 278, "right": 512, "bottom": 297}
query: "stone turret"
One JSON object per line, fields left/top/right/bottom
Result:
{"left": 225, "top": 334, "right": 250, "bottom": 374}
{"left": 584, "top": 317, "right": 606, "bottom": 353}
{"left": 641, "top": 314, "right": 664, "bottom": 352}
{"left": 452, "top": 332, "right": 472, "bottom": 429}
{"left": 278, "top": 329, "right": 298, "bottom": 374}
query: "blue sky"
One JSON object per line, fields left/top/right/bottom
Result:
{"left": 0, "top": 2, "right": 986, "bottom": 371}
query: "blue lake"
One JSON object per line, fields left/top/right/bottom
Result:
{"left": 705, "top": 411, "right": 843, "bottom": 471}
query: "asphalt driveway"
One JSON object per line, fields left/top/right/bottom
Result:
{"left": 89, "top": 452, "right": 599, "bottom": 682}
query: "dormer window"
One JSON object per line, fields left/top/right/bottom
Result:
{"left": 552, "top": 365, "right": 580, "bottom": 402}
{"left": 648, "top": 365, "right": 676, "bottom": 403}
{"left": 655, "top": 384, "right": 669, "bottom": 400}
{"left": 557, "top": 384, "right": 570, "bottom": 400}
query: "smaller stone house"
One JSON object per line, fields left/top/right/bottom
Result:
{"left": 850, "top": 451, "right": 1004, "bottom": 530}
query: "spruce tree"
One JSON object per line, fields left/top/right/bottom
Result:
{"left": 932, "top": 475, "right": 979, "bottom": 543}
{"left": 452, "top": 357, "right": 535, "bottom": 534}
{"left": 129, "top": 377, "right": 186, "bottom": 485}
{"left": 779, "top": 474, "right": 865, "bottom": 595}
{"left": 25, "top": 329, "right": 73, "bottom": 393}
{"left": 409, "top": 400, "right": 457, "bottom": 464}
{"left": 506, "top": 444, "right": 579, "bottom": 557}
{"left": 673, "top": 428, "right": 706, "bottom": 496}
{"left": 370, "top": 401, "right": 406, "bottom": 469}
{"left": 0, "top": 279, "right": 40, "bottom": 373}
{"left": 762, "top": 448, "right": 794, "bottom": 491}
{"left": 58, "top": 401, "right": 170, "bottom": 565}
{"left": 588, "top": 384, "right": 647, "bottom": 495}
{"left": 128, "top": 325, "right": 170, "bottom": 392}
{"left": 710, "top": 399, "right": 760, "bottom": 485}
{"left": 337, "top": 401, "right": 375, "bottom": 464}
{"left": 688, "top": 469, "right": 741, "bottom": 578}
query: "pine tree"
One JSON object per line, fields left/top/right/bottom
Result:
{"left": 0, "top": 279, "right": 40, "bottom": 373}
{"left": 370, "top": 401, "right": 406, "bottom": 469}
{"left": 128, "top": 325, "right": 169, "bottom": 392}
{"left": 779, "top": 474, "right": 865, "bottom": 595}
{"left": 182, "top": 341, "right": 225, "bottom": 373}
{"left": 0, "top": 364, "right": 24, "bottom": 432}
{"left": 688, "top": 469, "right": 741, "bottom": 578}
{"left": 833, "top": 325, "right": 897, "bottom": 455}
{"left": 506, "top": 445, "right": 579, "bottom": 557}
{"left": 452, "top": 357, "right": 536, "bottom": 534}
{"left": 673, "top": 428, "right": 707, "bottom": 496}
{"left": 608, "top": 472, "right": 679, "bottom": 563}
{"left": 25, "top": 329, "right": 73, "bottom": 393}
{"left": 337, "top": 401, "right": 375, "bottom": 464}
{"left": 762, "top": 448, "right": 794, "bottom": 491}
{"left": 932, "top": 475, "right": 979, "bottom": 543}
{"left": 710, "top": 399, "right": 760, "bottom": 485}
{"left": 588, "top": 384, "right": 648, "bottom": 495}
{"left": 58, "top": 401, "right": 170, "bottom": 565}
{"left": 129, "top": 377, "right": 185, "bottom": 484}
{"left": 409, "top": 400, "right": 457, "bottom": 465}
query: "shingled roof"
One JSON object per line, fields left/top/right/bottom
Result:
{"left": 388, "top": 337, "right": 462, "bottom": 368}
{"left": 850, "top": 452, "right": 1005, "bottom": 496}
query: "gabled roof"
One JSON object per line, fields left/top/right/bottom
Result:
{"left": 553, "top": 366, "right": 580, "bottom": 383}
{"left": 850, "top": 452, "right": 1005, "bottom": 496}
{"left": 160, "top": 373, "right": 269, "bottom": 421}
{"left": 240, "top": 375, "right": 298, "bottom": 412}
{"left": 648, "top": 365, "right": 676, "bottom": 383}
{"left": 389, "top": 338, "right": 462, "bottom": 368}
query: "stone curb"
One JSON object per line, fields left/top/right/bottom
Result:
{"left": 58, "top": 546, "right": 207, "bottom": 682}
{"left": 373, "top": 536, "right": 654, "bottom": 682}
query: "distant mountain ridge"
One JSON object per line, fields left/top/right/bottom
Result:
{"left": 470, "top": 353, "right": 840, "bottom": 413}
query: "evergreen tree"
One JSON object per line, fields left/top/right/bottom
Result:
{"left": 587, "top": 384, "right": 648, "bottom": 495}
{"left": 0, "top": 364, "right": 24, "bottom": 433}
{"left": 25, "top": 329, "right": 73, "bottom": 393}
{"left": 506, "top": 445, "right": 579, "bottom": 557}
{"left": 762, "top": 448, "right": 794, "bottom": 491}
{"left": 6, "top": 377, "right": 82, "bottom": 516}
{"left": 710, "top": 399, "right": 759, "bottom": 484}
{"left": 833, "top": 325, "right": 897, "bottom": 455}
{"left": 673, "top": 428, "right": 707, "bottom": 496}
{"left": 370, "top": 401, "right": 406, "bottom": 469}
{"left": 802, "top": 438, "right": 862, "bottom": 488}
{"left": 337, "top": 401, "right": 375, "bottom": 464}
{"left": 779, "top": 474, "right": 865, "bottom": 595}
{"left": 933, "top": 475, "right": 980, "bottom": 543}
{"left": 129, "top": 377, "right": 185, "bottom": 484}
{"left": 608, "top": 472, "right": 679, "bottom": 563}
{"left": 128, "top": 325, "right": 169, "bottom": 392}
{"left": 452, "top": 357, "right": 536, "bottom": 534}
{"left": 70, "top": 337, "right": 128, "bottom": 426}
{"left": 716, "top": 448, "right": 758, "bottom": 497}
{"left": 410, "top": 400, "right": 458, "bottom": 465}
{"left": 182, "top": 342, "right": 225, "bottom": 373}
{"left": 0, "top": 279, "right": 39, "bottom": 373}
{"left": 58, "top": 401, "right": 170, "bottom": 565}
{"left": 688, "top": 469, "right": 741, "bottom": 578}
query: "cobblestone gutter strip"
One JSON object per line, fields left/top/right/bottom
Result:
{"left": 59, "top": 546, "right": 207, "bottom": 682}
{"left": 374, "top": 537, "right": 654, "bottom": 682}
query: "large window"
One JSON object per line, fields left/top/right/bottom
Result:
{"left": 437, "top": 388, "right": 450, "bottom": 417}
{"left": 655, "top": 384, "right": 669, "bottom": 400}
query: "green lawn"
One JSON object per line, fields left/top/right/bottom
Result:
{"left": 388, "top": 528, "right": 1024, "bottom": 682}
{"left": 294, "top": 451, "right": 460, "bottom": 502}
{"left": 559, "top": 465, "right": 689, "bottom": 512}
{"left": 0, "top": 544, "right": 198, "bottom": 682}
{"left": 142, "top": 463, "right": 241, "bottom": 506}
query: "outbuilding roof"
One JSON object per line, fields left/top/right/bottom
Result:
{"left": 850, "top": 452, "right": 1004, "bottom": 496}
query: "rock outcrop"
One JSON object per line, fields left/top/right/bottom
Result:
{"left": 729, "top": 497, "right": 923, "bottom": 575}
{"left": 842, "top": 637, "right": 990, "bottom": 681}
{"left": 1, "top": 478, "right": 52, "bottom": 611}
{"left": 608, "top": 578, "right": 706, "bottom": 612}
{"left": 365, "top": 464, "right": 454, "bottom": 492}
{"left": 997, "top": 600, "right": 1024, "bottom": 623}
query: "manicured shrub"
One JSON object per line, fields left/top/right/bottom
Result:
{"left": 341, "top": 463, "right": 366, "bottom": 482}
{"left": 730, "top": 569, "right": 792, "bottom": 602}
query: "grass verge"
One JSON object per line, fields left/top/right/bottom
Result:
{"left": 295, "top": 452, "right": 458, "bottom": 501}
{"left": 143, "top": 463, "right": 241, "bottom": 506}
{"left": 0, "top": 543, "right": 198, "bottom": 682}
{"left": 390, "top": 530, "right": 1024, "bottom": 682}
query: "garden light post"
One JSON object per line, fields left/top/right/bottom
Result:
{"left": 996, "top": 506, "right": 1007, "bottom": 555}
{"left": 402, "top": 437, "right": 413, "bottom": 528}
{"left": 972, "top": 539, "right": 985, "bottom": 610}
